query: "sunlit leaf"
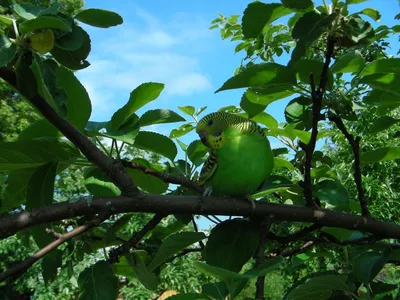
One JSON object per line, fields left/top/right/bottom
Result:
{"left": 360, "top": 146, "right": 400, "bottom": 163}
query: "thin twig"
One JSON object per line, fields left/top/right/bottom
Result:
{"left": 168, "top": 248, "right": 202, "bottom": 262}
{"left": 255, "top": 218, "right": 274, "bottom": 300}
{"left": 300, "top": 36, "right": 336, "bottom": 208}
{"left": 121, "top": 159, "right": 203, "bottom": 194}
{"left": 192, "top": 217, "right": 205, "bottom": 249}
{"left": 108, "top": 214, "right": 165, "bottom": 264}
{"left": 0, "top": 214, "right": 107, "bottom": 283}
{"left": 328, "top": 114, "right": 370, "bottom": 217}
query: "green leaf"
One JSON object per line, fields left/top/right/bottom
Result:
{"left": 147, "top": 232, "right": 206, "bottom": 272}
{"left": 0, "top": 139, "right": 79, "bottom": 171}
{"left": 331, "top": 51, "right": 365, "bottom": 73}
{"left": 286, "top": 274, "right": 353, "bottom": 299}
{"left": 112, "top": 256, "right": 136, "bottom": 279}
{"left": 13, "top": 4, "right": 60, "bottom": 20}
{"left": 245, "top": 256, "right": 283, "bottom": 277}
{"left": 245, "top": 87, "right": 294, "bottom": 106}
{"left": 202, "top": 282, "right": 229, "bottom": 299}
{"left": 343, "top": 16, "right": 374, "bottom": 44}
{"left": 0, "top": 15, "right": 13, "bottom": 26}
{"left": 0, "top": 34, "right": 17, "bottom": 67}
{"left": 84, "top": 168, "right": 121, "bottom": 197}
{"left": 360, "top": 58, "right": 400, "bottom": 76}
{"left": 125, "top": 252, "right": 158, "bottom": 291}
{"left": 284, "top": 96, "right": 312, "bottom": 127}
{"left": 50, "top": 27, "right": 91, "bottom": 70}
{"left": 54, "top": 23, "right": 85, "bottom": 51}
{"left": 126, "top": 168, "right": 168, "bottom": 194}
{"left": 370, "top": 282, "right": 398, "bottom": 295}
{"left": 273, "top": 157, "right": 295, "bottom": 171}
{"left": 294, "top": 59, "right": 334, "bottom": 90}
{"left": 57, "top": 67, "right": 91, "bottom": 130}
{"left": 253, "top": 176, "right": 302, "bottom": 199}
{"left": 358, "top": 8, "right": 381, "bottom": 22}
{"left": 360, "top": 73, "right": 400, "bottom": 97}
{"left": 281, "top": 0, "right": 313, "bottom": 11}
{"left": 193, "top": 262, "right": 247, "bottom": 281}
{"left": 134, "top": 131, "right": 177, "bottom": 161}
{"left": 26, "top": 162, "right": 60, "bottom": 279}
{"left": 292, "top": 12, "right": 335, "bottom": 42}
{"left": 78, "top": 261, "right": 119, "bottom": 300}
{"left": 252, "top": 112, "right": 279, "bottom": 128}
{"left": 100, "top": 118, "right": 140, "bottom": 145}
{"left": 111, "top": 82, "right": 164, "bottom": 130}
{"left": 353, "top": 251, "right": 387, "bottom": 284}
{"left": 314, "top": 180, "right": 349, "bottom": 209}
{"left": 322, "top": 228, "right": 363, "bottom": 241}
{"left": 187, "top": 140, "right": 208, "bottom": 166}
{"left": 241, "top": 2, "right": 291, "bottom": 39}
{"left": 26, "top": 162, "right": 57, "bottom": 210}
{"left": 361, "top": 147, "right": 400, "bottom": 163}
{"left": 178, "top": 106, "right": 196, "bottom": 116}
{"left": 203, "top": 219, "right": 260, "bottom": 272}
{"left": 42, "top": 251, "right": 62, "bottom": 283}
{"left": 1, "top": 168, "right": 35, "bottom": 212}
{"left": 75, "top": 9, "right": 123, "bottom": 28}
{"left": 240, "top": 91, "right": 266, "bottom": 118}
{"left": 139, "top": 109, "right": 185, "bottom": 127}
{"left": 370, "top": 116, "right": 400, "bottom": 134}
{"left": 216, "top": 63, "right": 296, "bottom": 93}
{"left": 19, "top": 16, "right": 71, "bottom": 34}
{"left": 170, "top": 124, "right": 196, "bottom": 138}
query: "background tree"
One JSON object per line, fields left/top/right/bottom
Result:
{"left": 0, "top": 0, "right": 399, "bottom": 299}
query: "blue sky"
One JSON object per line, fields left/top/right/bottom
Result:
{"left": 77, "top": 1, "right": 399, "bottom": 228}
{"left": 78, "top": 0, "right": 400, "bottom": 148}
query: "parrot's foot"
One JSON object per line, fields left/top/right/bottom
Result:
{"left": 203, "top": 186, "right": 213, "bottom": 196}
{"left": 244, "top": 194, "right": 256, "bottom": 213}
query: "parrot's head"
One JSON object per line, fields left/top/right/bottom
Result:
{"left": 196, "top": 112, "right": 231, "bottom": 149}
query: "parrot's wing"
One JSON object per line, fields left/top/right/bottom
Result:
{"left": 198, "top": 151, "right": 218, "bottom": 185}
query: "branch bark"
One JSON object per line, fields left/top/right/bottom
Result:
{"left": 1, "top": 195, "right": 400, "bottom": 240}
{"left": 255, "top": 219, "right": 273, "bottom": 300}
{"left": 0, "top": 67, "right": 140, "bottom": 198}
{"left": 301, "top": 36, "right": 336, "bottom": 207}
{"left": 0, "top": 214, "right": 107, "bottom": 283}
{"left": 328, "top": 114, "right": 370, "bottom": 217}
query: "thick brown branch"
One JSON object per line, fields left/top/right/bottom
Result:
{"left": 121, "top": 159, "right": 203, "bottom": 194}
{"left": 255, "top": 219, "right": 273, "bottom": 300}
{"left": 301, "top": 36, "right": 336, "bottom": 207}
{"left": 0, "top": 214, "right": 106, "bottom": 283}
{"left": 328, "top": 114, "right": 370, "bottom": 217}
{"left": 107, "top": 213, "right": 165, "bottom": 264}
{"left": 1, "top": 195, "right": 400, "bottom": 239}
{"left": 0, "top": 67, "right": 140, "bottom": 198}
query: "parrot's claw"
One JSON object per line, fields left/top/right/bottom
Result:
{"left": 203, "top": 186, "right": 213, "bottom": 197}
{"left": 245, "top": 194, "right": 256, "bottom": 213}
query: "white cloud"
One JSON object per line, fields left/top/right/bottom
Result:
{"left": 78, "top": 7, "right": 213, "bottom": 121}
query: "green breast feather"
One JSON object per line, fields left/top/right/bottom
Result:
{"left": 197, "top": 113, "right": 274, "bottom": 197}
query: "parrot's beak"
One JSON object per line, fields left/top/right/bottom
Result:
{"left": 198, "top": 131, "right": 209, "bottom": 147}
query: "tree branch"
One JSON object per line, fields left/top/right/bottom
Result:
{"left": 301, "top": 36, "right": 336, "bottom": 207}
{"left": 267, "top": 224, "right": 322, "bottom": 244}
{"left": 0, "top": 213, "right": 107, "bottom": 283}
{"left": 107, "top": 213, "right": 165, "bottom": 264}
{"left": 1, "top": 195, "right": 400, "bottom": 240}
{"left": 121, "top": 159, "right": 203, "bottom": 194}
{"left": 255, "top": 219, "right": 273, "bottom": 300}
{"left": 328, "top": 114, "right": 370, "bottom": 217}
{"left": 0, "top": 66, "right": 141, "bottom": 198}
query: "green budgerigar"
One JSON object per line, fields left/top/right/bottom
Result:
{"left": 196, "top": 111, "right": 274, "bottom": 207}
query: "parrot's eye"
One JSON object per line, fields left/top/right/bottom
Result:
{"left": 213, "top": 131, "right": 222, "bottom": 137}
{"left": 207, "top": 120, "right": 213, "bottom": 126}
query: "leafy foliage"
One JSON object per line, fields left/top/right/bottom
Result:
{"left": 1, "top": 0, "right": 400, "bottom": 299}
